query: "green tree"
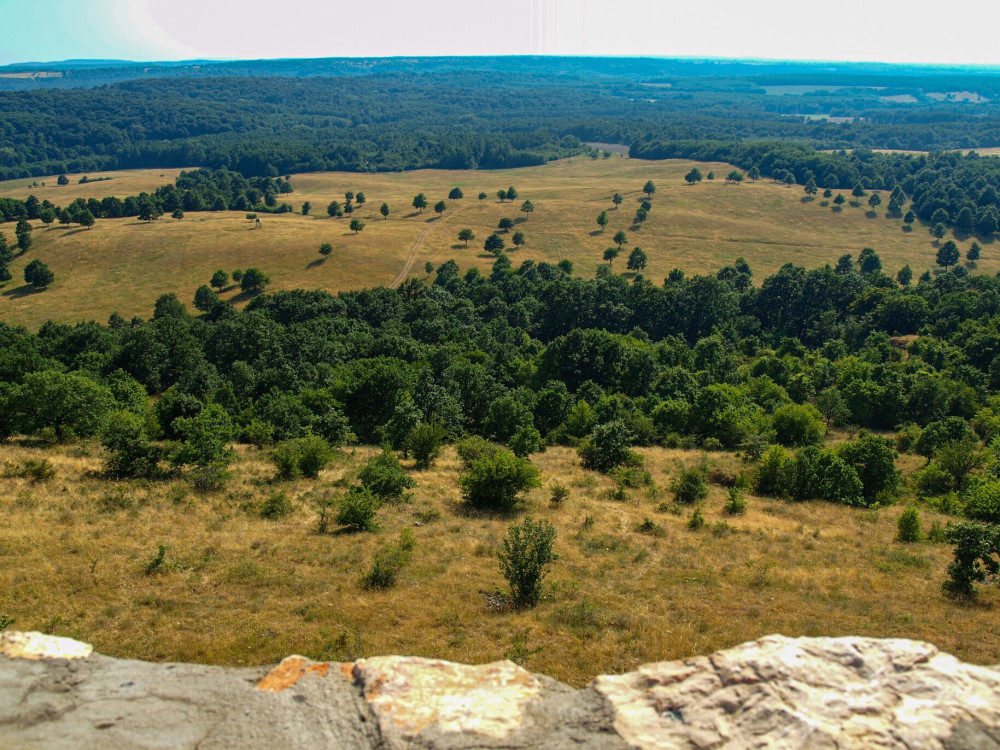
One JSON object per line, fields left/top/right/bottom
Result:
{"left": 412, "top": 193, "right": 427, "bottom": 212}
{"left": 578, "top": 420, "right": 640, "bottom": 473}
{"left": 484, "top": 233, "right": 505, "bottom": 254}
{"left": 511, "top": 231, "right": 525, "bottom": 248}
{"left": 942, "top": 522, "right": 999, "bottom": 599}
{"left": 349, "top": 218, "right": 365, "bottom": 234}
{"left": 358, "top": 447, "right": 415, "bottom": 501}
{"left": 834, "top": 193, "right": 846, "bottom": 206}
{"left": 23, "top": 259, "right": 53, "bottom": 288}
{"left": 380, "top": 202, "right": 390, "bottom": 220}
{"left": 868, "top": 193, "right": 882, "bottom": 211}
{"left": 272, "top": 435, "right": 334, "bottom": 480}
{"left": 458, "top": 228, "right": 475, "bottom": 246}
{"left": 170, "top": 208, "right": 184, "bottom": 220}
{"left": 685, "top": 168, "right": 703, "bottom": 184}
{"left": 498, "top": 217, "right": 514, "bottom": 233}
{"left": 627, "top": 246, "right": 647, "bottom": 272}
{"left": 596, "top": 210, "right": 609, "bottom": 231}
{"left": 449, "top": 187, "right": 463, "bottom": 199}
{"left": 612, "top": 192, "right": 623, "bottom": 207}
{"left": 327, "top": 200, "right": 341, "bottom": 217}
{"left": 171, "top": 403, "right": 234, "bottom": 469}
{"left": 301, "top": 201, "right": 311, "bottom": 216}
{"left": 904, "top": 211, "right": 915, "bottom": 227}
{"left": 634, "top": 207, "right": 648, "bottom": 224}
{"left": 851, "top": 183, "right": 867, "bottom": 202}
{"left": 603, "top": 247, "right": 619, "bottom": 266}
{"left": 930, "top": 223, "right": 947, "bottom": 242}
{"left": 57, "top": 174, "right": 69, "bottom": 185}
{"left": 210, "top": 269, "right": 228, "bottom": 291}
{"left": 896, "top": 507, "right": 923, "bottom": 542}
{"left": 748, "top": 165, "right": 761, "bottom": 182}
{"left": 727, "top": 170, "right": 744, "bottom": 184}
{"left": 355, "top": 192, "right": 366, "bottom": 205}
{"left": 193, "top": 284, "right": 220, "bottom": 312}
{"left": 804, "top": 177, "right": 818, "bottom": 196}
{"left": 434, "top": 200, "right": 446, "bottom": 217}
{"left": 461, "top": 447, "right": 541, "bottom": 513}
{"left": 613, "top": 230, "right": 628, "bottom": 248}
{"left": 335, "top": 486, "right": 381, "bottom": 532}
{"left": 896, "top": 265, "right": 913, "bottom": 286}
{"left": 13, "top": 370, "right": 112, "bottom": 442}
{"left": 409, "top": 421, "right": 446, "bottom": 469}
{"left": 772, "top": 403, "right": 825, "bottom": 446}
{"left": 506, "top": 186, "right": 518, "bottom": 201}
{"left": 100, "top": 410, "right": 160, "bottom": 479}
{"left": 76, "top": 209, "right": 96, "bottom": 228}
{"left": 520, "top": 200, "right": 534, "bottom": 219}
{"left": 968, "top": 241, "right": 982, "bottom": 263}
{"left": 319, "top": 242, "right": 333, "bottom": 257}
{"left": 498, "top": 517, "right": 556, "bottom": 608}
{"left": 839, "top": 434, "right": 899, "bottom": 504}
{"left": 240, "top": 267, "right": 270, "bottom": 294}
{"left": 642, "top": 180, "right": 656, "bottom": 197}
{"left": 497, "top": 189, "right": 507, "bottom": 202}
{"left": 937, "top": 240, "right": 960, "bottom": 268}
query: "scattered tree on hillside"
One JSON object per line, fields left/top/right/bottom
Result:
{"left": 685, "top": 168, "right": 703, "bottom": 184}
{"left": 434, "top": 200, "right": 446, "bottom": 217}
{"left": 904, "top": 210, "right": 915, "bottom": 227}
{"left": 210, "top": 269, "right": 229, "bottom": 290}
{"left": 484, "top": 233, "right": 505, "bottom": 254}
{"left": 897, "top": 265, "right": 913, "bottom": 286}
{"left": 706, "top": 171, "right": 715, "bottom": 181}
{"left": 350, "top": 218, "right": 365, "bottom": 234}
{"left": 937, "top": 240, "right": 960, "bottom": 269}
{"left": 613, "top": 230, "right": 628, "bottom": 248}
{"left": 355, "top": 192, "right": 366, "bottom": 205}
{"left": 520, "top": 200, "right": 534, "bottom": 219}
{"left": 596, "top": 210, "right": 609, "bottom": 231}
{"left": 458, "top": 228, "right": 475, "bottom": 246}
{"left": 240, "top": 267, "right": 269, "bottom": 294}
{"left": 852, "top": 183, "right": 867, "bottom": 202}
{"left": 642, "top": 180, "right": 656, "bottom": 197}
{"left": 634, "top": 207, "right": 648, "bottom": 224}
{"left": 868, "top": 193, "right": 882, "bottom": 212}
{"left": 497, "top": 189, "right": 507, "bottom": 202}
{"left": 56, "top": 174, "right": 69, "bottom": 186}
{"left": 506, "top": 186, "right": 518, "bottom": 201}
{"left": 627, "top": 246, "right": 647, "bottom": 272}
{"left": 77, "top": 210, "right": 96, "bottom": 228}
{"left": 748, "top": 166, "right": 760, "bottom": 182}
{"left": 804, "top": 177, "right": 817, "bottom": 196}
{"left": 931, "top": 223, "right": 948, "bottom": 242}
{"left": 726, "top": 170, "right": 744, "bottom": 184}
{"left": 24, "top": 259, "right": 54, "bottom": 289}
{"left": 968, "top": 241, "right": 982, "bottom": 264}
{"left": 194, "top": 284, "right": 219, "bottom": 312}
{"left": 171, "top": 208, "right": 184, "bottom": 220}
{"left": 449, "top": 187, "right": 463, "bottom": 199}
{"left": 498, "top": 217, "right": 514, "bottom": 233}
{"left": 319, "top": 242, "right": 333, "bottom": 257}
{"left": 833, "top": 193, "right": 846, "bottom": 206}
{"left": 301, "top": 201, "right": 311, "bottom": 216}
{"left": 612, "top": 192, "right": 623, "bottom": 207}
{"left": 512, "top": 231, "right": 525, "bottom": 248}
{"left": 603, "top": 247, "right": 619, "bottom": 267}
{"left": 327, "top": 200, "right": 341, "bottom": 217}
{"left": 380, "top": 202, "right": 390, "bottom": 220}
{"left": 412, "top": 193, "right": 427, "bottom": 212}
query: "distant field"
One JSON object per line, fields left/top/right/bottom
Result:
{"left": 0, "top": 156, "right": 991, "bottom": 329}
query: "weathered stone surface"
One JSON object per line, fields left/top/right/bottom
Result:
{"left": 2, "top": 631, "right": 1000, "bottom": 749}
{"left": 593, "top": 633, "right": 1000, "bottom": 749}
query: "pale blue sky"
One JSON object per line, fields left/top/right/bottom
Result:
{"left": 3, "top": 0, "right": 1000, "bottom": 66}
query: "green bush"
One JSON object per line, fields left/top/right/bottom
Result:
{"left": 672, "top": 466, "right": 709, "bottom": 505}
{"left": 361, "top": 530, "right": 415, "bottom": 589}
{"left": 772, "top": 403, "right": 825, "bottom": 447}
{"left": 754, "top": 445, "right": 794, "bottom": 498}
{"left": 963, "top": 479, "right": 1000, "bottom": 525}
{"left": 409, "top": 421, "right": 446, "bottom": 469}
{"left": 578, "top": 420, "right": 641, "bottom": 473}
{"left": 895, "top": 423, "right": 922, "bottom": 454}
{"left": 101, "top": 410, "right": 160, "bottom": 478}
{"left": 498, "top": 517, "right": 557, "bottom": 608}
{"left": 456, "top": 435, "right": 501, "bottom": 465}
{"left": 260, "top": 491, "right": 293, "bottom": 519}
{"left": 549, "top": 484, "right": 569, "bottom": 506}
{"left": 916, "top": 461, "right": 954, "bottom": 496}
{"left": 509, "top": 424, "right": 543, "bottom": 457}
{"left": 942, "top": 522, "right": 999, "bottom": 599}
{"left": 358, "top": 447, "right": 415, "bottom": 501}
{"left": 723, "top": 487, "right": 748, "bottom": 515}
{"left": 896, "top": 507, "right": 923, "bottom": 542}
{"left": 336, "top": 487, "right": 381, "bottom": 532}
{"left": 460, "top": 446, "right": 540, "bottom": 513}
{"left": 687, "top": 506, "right": 706, "bottom": 530}
{"left": 271, "top": 435, "right": 334, "bottom": 480}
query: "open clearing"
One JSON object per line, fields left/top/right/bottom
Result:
{"left": 0, "top": 439, "right": 991, "bottom": 687}
{"left": 0, "top": 156, "right": 991, "bottom": 329}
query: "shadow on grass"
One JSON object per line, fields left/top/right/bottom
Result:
{"left": 832, "top": 206, "right": 843, "bottom": 213}
{"left": 2, "top": 284, "right": 45, "bottom": 299}
{"left": 306, "top": 258, "right": 326, "bottom": 269}
{"left": 59, "top": 228, "right": 90, "bottom": 238}
{"left": 589, "top": 230, "right": 604, "bottom": 237}
{"left": 425, "top": 216, "right": 441, "bottom": 222}
{"left": 452, "top": 243, "right": 469, "bottom": 250}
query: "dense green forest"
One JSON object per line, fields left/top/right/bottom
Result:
{"left": 3, "top": 57, "right": 1000, "bottom": 180}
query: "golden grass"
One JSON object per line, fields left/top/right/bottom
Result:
{"left": 1, "top": 440, "right": 994, "bottom": 686}
{"left": 1, "top": 156, "right": 989, "bottom": 330}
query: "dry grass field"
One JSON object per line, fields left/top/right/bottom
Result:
{"left": 0, "top": 439, "right": 993, "bottom": 685}
{"left": 1, "top": 156, "right": 989, "bottom": 330}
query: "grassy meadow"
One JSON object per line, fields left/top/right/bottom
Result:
{"left": 1, "top": 155, "right": 990, "bottom": 329}
{"left": 0, "top": 437, "right": 994, "bottom": 686}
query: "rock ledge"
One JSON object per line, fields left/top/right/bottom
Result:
{"left": 2, "top": 631, "right": 999, "bottom": 748}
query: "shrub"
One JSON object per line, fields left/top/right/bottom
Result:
{"left": 509, "top": 424, "right": 543, "bottom": 457}
{"left": 188, "top": 465, "right": 229, "bottom": 493}
{"left": 963, "top": 479, "right": 1000, "bottom": 525}
{"left": 101, "top": 410, "right": 160, "bottom": 478}
{"left": 702, "top": 437, "right": 724, "bottom": 451}
{"left": 687, "top": 506, "right": 706, "bottom": 530}
{"left": 578, "top": 420, "right": 641, "bottom": 473}
{"left": 549, "top": 484, "right": 569, "bottom": 506}
{"left": 839, "top": 433, "right": 899, "bottom": 503}
{"left": 754, "top": 445, "right": 794, "bottom": 498}
{"left": 916, "top": 461, "right": 953, "bottom": 496}
{"left": 409, "top": 421, "right": 446, "bottom": 469}
{"left": 271, "top": 435, "right": 333, "bottom": 480}
{"left": 7, "top": 458, "right": 56, "bottom": 483}
{"left": 672, "top": 466, "right": 709, "bottom": 505}
{"left": 498, "top": 517, "right": 557, "bottom": 608}
{"left": 260, "top": 491, "right": 293, "bottom": 519}
{"left": 460, "top": 446, "right": 540, "bottom": 513}
{"left": 772, "top": 403, "right": 825, "bottom": 447}
{"left": 724, "top": 487, "right": 748, "bottom": 515}
{"left": 456, "top": 435, "right": 501, "bottom": 466}
{"left": 896, "top": 507, "right": 923, "bottom": 542}
{"left": 336, "top": 487, "right": 381, "bottom": 532}
{"left": 942, "top": 522, "right": 999, "bottom": 599}
{"left": 358, "top": 447, "right": 415, "bottom": 502}
{"left": 895, "top": 423, "right": 922, "bottom": 454}
{"left": 914, "top": 418, "right": 975, "bottom": 458}
{"left": 361, "top": 530, "right": 415, "bottom": 589}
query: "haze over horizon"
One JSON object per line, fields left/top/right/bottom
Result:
{"left": 4, "top": 0, "right": 1000, "bottom": 68}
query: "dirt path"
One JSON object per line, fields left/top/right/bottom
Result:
{"left": 391, "top": 209, "right": 461, "bottom": 287}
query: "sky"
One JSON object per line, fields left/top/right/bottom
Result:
{"left": 3, "top": 0, "right": 1000, "bottom": 67}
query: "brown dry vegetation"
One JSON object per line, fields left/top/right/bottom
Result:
{"left": 1, "top": 156, "right": 989, "bottom": 330}
{"left": 1, "top": 439, "right": 995, "bottom": 686}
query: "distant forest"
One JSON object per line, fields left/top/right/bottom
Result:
{"left": 3, "top": 57, "right": 1000, "bottom": 181}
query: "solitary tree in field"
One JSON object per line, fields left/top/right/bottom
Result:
{"left": 302, "top": 201, "right": 311, "bottom": 216}
{"left": 171, "top": 208, "right": 184, "bottom": 220}
{"left": 497, "top": 189, "right": 507, "bottom": 202}
{"left": 612, "top": 192, "right": 623, "bottom": 208}
{"left": 350, "top": 218, "right": 366, "bottom": 234}
{"left": 931, "top": 223, "right": 948, "bottom": 242}
{"left": 498, "top": 217, "right": 514, "bottom": 233}
{"left": 344, "top": 191, "right": 354, "bottom": 206}
{"left": 57, "top": 174, "right": 69, "bottom": 186}
{"left": 484, "top": 233, "right": 505, "bottom": 255}
{"left": 937, "top": 240, "right": 960, "bottom": 269}
{"left": 512, "top": 231, "right": 525, "bottom": 248}
{"left": 823, "top": 188, "right": 833, "bottom": 199}
{"left": 804, "top": 177, "right": 818, "bottom": 196}
{"left": 520, "top": 200, "right": 534, "bottom": 219}
{"left": 458, "top": 228, "right": 475, "bottom": 246}
{"left": 449, "top": 187, "right": 463, "bottom": 199}
{"left": 748, "top": 166, "right": 761, "bottom": 182}
{"left": 596, "top": 210, "right": 609, "bottom": 231}
{"left": 968, "top": 241, "right": 982, "bottom": 264}
{"left": 834, "top": 193, "right": 846, "bottom": 206}
{"left": 627, "top": 246, "right": 647, "bottom": 272}
{"left": 642, "top": 180, "right": 656, "bottom": 197}
{"left": 603, "top": 247, "right": 619, "bottom": 267}
{"left": 868, "top": 193, "right": 882, "bottom": 212}
{"left": 783, "top": 173, "right": 795, "bottom": 187}
{"left": 210, "top": 269, "right": 229, "bottom": 291}
{"left": 412, "top": 193, "right": 427, "bottom": 212}
{"left": 851, "top": 183, "right": 867, "bottom": 203}
{"left": 319, "top": 242, "right": 333, "bottom": 257}
{"left": 327, "top": 200, "right": 341, "bottom": 217}
{"left": 76, "top": 210, "right": 96, "bottom": 228}
{"left": 434, "top": 200, "right": 447, "bottom": 217}
{"left": 194, "top": 284, "right": 219, "bottom": 312}
{"left": 240, "top": 268, "right": 269, "bottom": 294}
{"left": 727, "top": 170, "right": 744, "bottom": 184}
{"left": 355, "top": 192, "right": 366, "bottom": 205}
{"left": 685, "top": 168, "right": 703, "bottom": 184}
{"left": 232, "top": 269, "right": 243, "bottom": 284}
{"left": 613, "top": 230, "right": 628, "bottom": 248}
{"left": 707, "top": 171, "right": 715, "bottom": 181}
{"left": 634, "top": 207, "right": 648, "bottom": 224}
{"left": 904, "top": 211, "right": 915, "bottom": 228}
{"left": 23, "top": 259, "right": 54, "bottom": 289}
{"left": 380, "top": 202, "right": 390, "bottom": 220}
{"left": 506, "top": 186, "right": 518, "bottom": 201}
